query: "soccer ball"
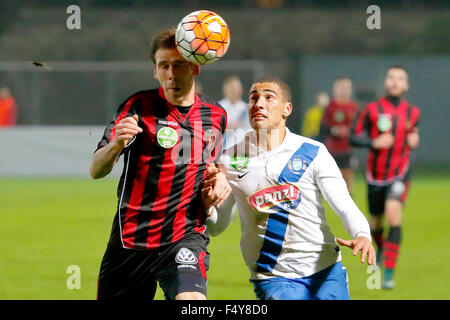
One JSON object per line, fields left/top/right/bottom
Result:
{"left": 175, "top": 10, "right": 230, "bottom": 65}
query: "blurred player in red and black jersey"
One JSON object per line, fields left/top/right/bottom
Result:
{"left": 90, "top": 28, "right": 231, "bottom": 300}
{"left": 350, "top": 66, "right": 420, "bottom": 289}
{"left": 319, "top": 77, "right": 358, "bottom": 194}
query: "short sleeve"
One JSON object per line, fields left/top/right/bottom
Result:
{"left": 94, "top": 95, "right": 138, "bottom": 153}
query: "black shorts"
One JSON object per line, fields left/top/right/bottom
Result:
{"left": 331, "top": 152, "right": 355, "bottom": 169}
{"left": 97, "top": 233, "right": 210, "bottom": 300}
{"left": 367, "top": 172, "right": 411, "bottom": 216}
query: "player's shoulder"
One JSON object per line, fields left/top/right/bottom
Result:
{"left": 117, "top": 89, "right": 159, "bottom": 107}
{"left": 127, "top": 88, "right": 159, "bottom": 101}
{"left": 287, "top": 130, "right": 327, "bottom": 155}
{"left": 350, "top": 100, "right": 359, "bottom": 110}
{"left": 285, "top": 133, "right": 331, "bottom": 174}
{"left": 365, "top": 100, "right": 381, "bottom": 110}
{"left": 357, "top": 100, "right": 380, "bottom": 116}
{"left": 404, "top": 100, "right": 420, "bottom": 112}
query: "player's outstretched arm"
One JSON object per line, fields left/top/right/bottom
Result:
{"left": 90, "top": 115, "right": 142, "bottom": 179}
{"left": 326, "top": 189, "right": 376, "bottom": 265}
{"left": 315, "top": 145, "right": 376, "bottom": 265}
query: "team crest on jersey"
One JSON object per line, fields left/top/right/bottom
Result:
{"left": 175, "top": 248, "right": 198, "bottom": 265}
{"left": 248, "top": 184, "right": 300, "bottom": 213}
{"left": 334, "top": 111, "right": 345, "bottom": 123}
{"left": 230, "top": 154, "right": 249, "bottom": 171}
{"left": 377, "top": 114, "right": 392, "bottom": 132}
{"left": 204, "top": 128, "right": 220, "bottom": 148}
{"left": 288, "top": 157, "right": 307, "bottom": 175}
{"left": 157, "top": 126, "right": 179, "bottom": 148}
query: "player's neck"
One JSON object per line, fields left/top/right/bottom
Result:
{"left": 385, "top": 95, "right": 402, "bottom": 107}
{"left": 256, "top": 126, "right": 287, "bottom": 152}
{"left": 334, "top": 97, "right": 350, "bottom": 105}
{"left": 228, "top": 97, "right": 240, "bottom": 104}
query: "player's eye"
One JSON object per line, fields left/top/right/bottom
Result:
{"left": 175, "top": 60, "right": 188, "bottom": 68}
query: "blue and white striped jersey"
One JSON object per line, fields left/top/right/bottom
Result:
{"left": 209, "top": 128, "right": 371, "bottom": 280}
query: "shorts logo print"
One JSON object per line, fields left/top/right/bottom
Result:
{"left": 175, "top": 248, "right": 198, "bottom": 265}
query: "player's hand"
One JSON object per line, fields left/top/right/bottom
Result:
{"left": 372, "top": 133, "right": 394, "bottom": 150}
{"left": 336, "top": 236, "right": 376, "bottom": 265}
{"left": 202, "top": 164, "right": 232, "bottom": 209}
{"left": 407, "top": 127, "right": 420, "bottom": 149}
{"left": 331, "top": 125, "right": 349, "bottom": 138}
{"left": 113, "top": 115, "right": 143, "bottom": 149}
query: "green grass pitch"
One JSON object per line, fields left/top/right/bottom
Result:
{"left": 0, "top": 172, "right": 449, "bottom": 299}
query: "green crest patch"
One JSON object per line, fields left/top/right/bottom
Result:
{"left": 230, "top": 154, "right": 249, "bottom": 171}
{"left": 157, "top": 127, "right": 178, "bottom": 148}
{"left": 377, "top": 114, "right": 392, "bottom": 132}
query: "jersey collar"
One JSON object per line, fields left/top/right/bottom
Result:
{"left": 157, "top": 86, "right": 201, "bottom": 122}
{"left": 247, "top": 127, "right": 295, "bottom": 157}
{"left": 380, "top": 96, "right": 407, "bottom": 112}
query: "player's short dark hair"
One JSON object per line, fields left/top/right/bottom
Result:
{"left": 150, "top": 28, "right": 177, "bottom": 64}
{"left": 386, "top": 65, "right": 408, "bottom": 75}
{"left": 223, "top": 75, "right": 242, "bottom": 85}
{"left": 253, "top": 76, "right": 292, "bottom": 103}
{"left": 334, "top": 76, "right": 351, "bottom": 83}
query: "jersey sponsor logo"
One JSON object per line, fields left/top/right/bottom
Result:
{"left": 157, "top": 119, "right": 179, "bottom": 127}
{"left": 238, "top": 170, "right": 249, "bottom": 179}
{"left": 157, "top": 126, "right": 179, "bottom": 148}
{"left": 377, "top": 114, "right": 392, "bottom": 132}
{"left": 175, "top": 247, "right": 198, "bottom": 265}
{"left": 248, "top": 184, "right": 300, "bottom": 213}
{"left": 230, "top": 154, "right": 249, "bottom": 171}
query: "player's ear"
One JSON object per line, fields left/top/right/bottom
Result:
{"left": 153, "top": 65, "right": 157, "bottom": 79}
{"left": 282, "top": 102, "right": 293, "bottom": 119}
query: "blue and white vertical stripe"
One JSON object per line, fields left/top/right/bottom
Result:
{"left": 255, "top": 143, "right": 319, "bottom": 273}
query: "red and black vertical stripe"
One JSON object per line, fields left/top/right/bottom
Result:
{"left": 121, "top": 97, "right": 167, "bottom": 248}
{"left": 383, "top": 111, "right": 398, "bottom": 181}
{"left": 370, "top": 104, "right": 383, "bottom": 180}
{"left": 159, "top": 114, "right": 194, "bottom": 245}
{"left": 395, "top": 105, "right": 413, "bottom": 177}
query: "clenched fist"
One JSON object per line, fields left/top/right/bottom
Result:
{"left": 113, "top": 114, "right": 143, "bottom": 149}
{"left": 372, "top": 133, "right": 394, "bottom": 150}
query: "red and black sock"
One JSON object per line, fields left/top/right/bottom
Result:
{"left": 383, "top": 226, "right": 402, "bottom": 270}
{"left": 371, "top": 227, "right": 384, "bottom": 250}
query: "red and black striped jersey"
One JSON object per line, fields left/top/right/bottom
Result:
{"left": 351, "top": 97, "right": 420, "bottom": 185}
{"left": 96, "top": 87, "right": 227, "bottom": 250}
{"left": 320, "top": 99, "right": 359, "bottom": 154}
